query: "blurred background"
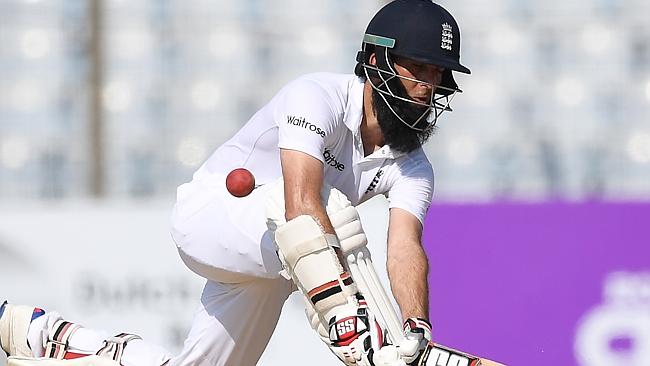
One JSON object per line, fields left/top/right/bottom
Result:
{"left": 0, "top": 0, "right": 648, "bottom": 365}
{"left": 0, "top": 0, "right": 649, "bottom": 202}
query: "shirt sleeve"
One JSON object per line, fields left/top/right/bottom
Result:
{"left": 273, "top": 77, "right": 339, "bottom": 163}
{"left": 387, "top": 157, "right": 435, "bottom": 225}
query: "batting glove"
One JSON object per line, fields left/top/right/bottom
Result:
{"left": 399, "top": 318, "right": 432, "bottom": 364}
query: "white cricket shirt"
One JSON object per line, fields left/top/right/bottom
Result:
{"left": 196, "top": 73, "right": 434, "bottom": 223}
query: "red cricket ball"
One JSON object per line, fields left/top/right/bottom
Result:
{"left": 225, "top": 168, "right": 256, "bottom": 197}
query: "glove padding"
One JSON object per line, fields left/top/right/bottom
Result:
{"left": 327, "top": 298, "right": 389, "bottom": 365}
{"left": 399, "top": 318, "right": 432, "bottom": 364}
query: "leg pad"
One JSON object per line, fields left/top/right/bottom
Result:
{"left": 0, "top": 304, "right": 36, "bottom": 357}
{"left": 7, "top": 355, "right": 119, "bottom": 366}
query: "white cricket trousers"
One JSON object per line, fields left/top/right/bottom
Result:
{"left": 169, "top": 172, "right": 295, "bottom": 365}
{"left": 168, "top": 264, "right": 293, "bottom": 366}
{"left": 17, "top": 173, "right": 294, "bottom": 365}
{"left": 21, "top": 274, "right": 293, "bottom": 366}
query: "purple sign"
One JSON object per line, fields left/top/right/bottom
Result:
{"left": 422, "top": 203, "right": 650, "bottom": 366}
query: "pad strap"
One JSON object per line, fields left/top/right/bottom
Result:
{"left": 283, "top": 233, "right": 338, "bottom": 269}
{"left": 308, "top": 272, "right": 354, "bottom": 307}
{"left": 45, "top": 320, "right": 81, "bottom": 360}
{"left": 96, "top": 333, "right": 142, "bottom": 363}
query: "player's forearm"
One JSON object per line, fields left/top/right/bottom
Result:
{"left": 286, "top": 202, "right": 336, "bottom": 234}
{"left": 283, "top": 183, "right": 335, "bottom": 234}
{"left": 280, "top": 149, "right": 336, "bottom": 235}
{"left": 387, "top": 239, "right": 430, "bottom": 320}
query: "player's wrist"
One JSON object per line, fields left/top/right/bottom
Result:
{"left": 403, "top": 317, "right": 432, "bottom": 337}
{"left": 398, "top": 318, "right": 433, "bottom": 365}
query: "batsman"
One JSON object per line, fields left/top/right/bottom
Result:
{"left": 1, "top": 1, "right": 472, "bottom": 365}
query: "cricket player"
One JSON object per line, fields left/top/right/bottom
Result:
{"left": 1, "top": 1, "right": 470, "bottom": 365}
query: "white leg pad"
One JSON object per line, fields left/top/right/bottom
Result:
{"left": 274, "top": 215, "right": 358, "bottom": 322}
{"left": 7, "top": 355, "right": 120, "bottom": 366}
{"left": 0, "top": 305, "right": 35, "bottom": 358}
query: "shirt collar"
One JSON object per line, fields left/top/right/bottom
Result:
{"left": 365, "top": 144, "right": 406, "bottom": 160}
{"left": 345, "top": 75, "right": 407, "bottom": 161}
{"left": 343, "top": 76, "right": 365, "bottom": 134}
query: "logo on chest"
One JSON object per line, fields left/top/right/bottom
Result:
{"left": 323, "top": 149, "right": 345, "bottom": 172}
{"left": 365, "top": 169, "right": 385, "bottom": 194}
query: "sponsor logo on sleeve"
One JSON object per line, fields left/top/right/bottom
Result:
{"left": 287, "top": 115, "right": 326, "bottom": 138}
{"left": 323, "top": 149, "right": 345, "bottom": 172}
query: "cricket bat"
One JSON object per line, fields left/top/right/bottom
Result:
{"left": 348, "top": 196, "right": 506, "bottom": 366}
{"left": 423, "top": 342, "right": 505, "bottom": 366}
{"left": 345, "top": 236, "right": 505, "bottom": 366}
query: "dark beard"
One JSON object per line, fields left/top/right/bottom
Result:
{"left": 371, "top": 84, "right": 436, "bottom": 154}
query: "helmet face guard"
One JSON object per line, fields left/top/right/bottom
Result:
{"left": 355, "top": 0, "right": 471, "bottom": 131}
{"left": 361, "top": 44, "right": 460, "bottom": 131}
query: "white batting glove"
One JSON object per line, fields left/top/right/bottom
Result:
{"left": 399, "top": 318, "right": 432, "bottom": 364}
{"left": 373, "top": 345, "right": 409, "bottom": 366}
{"left": 327, "top": 297, "right": 390, "bottom": 366}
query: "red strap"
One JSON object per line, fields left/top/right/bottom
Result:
{"left": 63, "top": 351, "right": 91, "bottom": 360}
{"left": 45, "top": 320, "right": 81, "bottom": 360}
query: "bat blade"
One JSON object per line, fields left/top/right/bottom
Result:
{"left": 479, "top": 361, "right": 507, "bottom": 366}
{"left": 426, "top": 343, "right": 506, "bottom": 366}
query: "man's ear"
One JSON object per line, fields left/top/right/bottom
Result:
{"left": 368, "top": 52, "right": 377, "bottom": 66}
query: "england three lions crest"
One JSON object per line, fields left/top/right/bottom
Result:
{"left": 441, "top": 22, "right": 453, "bottom": 51}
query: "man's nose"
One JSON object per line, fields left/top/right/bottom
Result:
{"left": 418, "top": 66, "right": 444, "bottom": 86}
